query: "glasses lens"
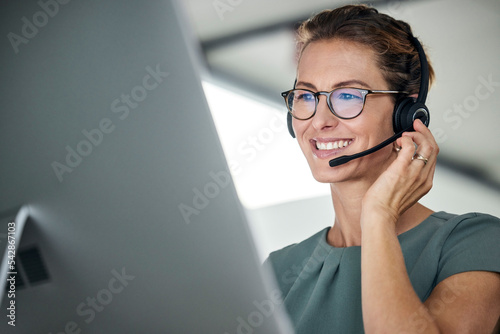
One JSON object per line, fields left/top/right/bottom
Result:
{"left": 331, "top": 88, "right": 365, "bottom": 119}
{"left": 287, "top": 90, "right": 315, "bottom": 119}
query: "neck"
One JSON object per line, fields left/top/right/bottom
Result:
{"left": 326, "top": 155, "right": 433, "bottom": 248}
{"left": 327, "top": 179, "right": 368, "bottom": 247}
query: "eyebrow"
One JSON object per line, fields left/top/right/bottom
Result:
{"left": 296, "top": 79, "right": 371, "bottom": 90}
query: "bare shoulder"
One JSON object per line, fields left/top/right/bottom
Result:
{"left": 424, "top": 271, "right": 500, "bottom": 334}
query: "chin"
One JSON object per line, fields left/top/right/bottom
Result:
{"left": 307, "top": 151, "right": 392, "bottom": 184}
{"left": 308, "top": 161, "right": 354, "bottom": 183}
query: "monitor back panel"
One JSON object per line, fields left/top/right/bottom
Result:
{"left": 0, "top": 1, "right": 290, "bottom": 332}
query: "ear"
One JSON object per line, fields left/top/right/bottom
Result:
{"left": 409, "top": 93, "right": 418, "bottom": 99}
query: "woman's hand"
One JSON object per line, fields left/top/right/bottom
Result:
{"left": 362, "top": 119, "right": 439, "bottom": 225}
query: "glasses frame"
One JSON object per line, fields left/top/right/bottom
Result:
{"left": 281, "top": 87, "right": 409, "bottom": 120}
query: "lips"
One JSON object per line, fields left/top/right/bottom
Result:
{"left": 310, "top": 138, "right": 353, "bottom": 159}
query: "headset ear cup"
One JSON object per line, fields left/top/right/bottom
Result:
{"left": 287, "top": 112, "right": 295, "bottom": 138}
{"left": 392, "top": 97, "right": 415, "bottom": 133}
{"left": 414, "top": 104, "right": 430, "bottom": 127}
{"left": 393, "top": 97, "right": 430, "bottom": 133}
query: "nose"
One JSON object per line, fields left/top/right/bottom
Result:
{"left": 311, "top": 93, "right": 339, "bottom": 132}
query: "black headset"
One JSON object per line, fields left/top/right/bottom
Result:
{"left": 286, "top": 35, "right": 430, "bottom": 138}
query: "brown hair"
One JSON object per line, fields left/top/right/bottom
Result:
{"left": 296, "top": 5, "right": 435, "bottom": 98}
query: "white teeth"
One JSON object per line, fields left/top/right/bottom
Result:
{"left": 316, "top": 140, "right": 352, "bottom": 150}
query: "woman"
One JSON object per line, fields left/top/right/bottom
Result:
{"left": 266, "top": 5, "right": 500, "bottom": 333}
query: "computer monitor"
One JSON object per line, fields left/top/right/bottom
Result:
{"left": 0, "top": 0, "right": 292, "bottom": 332}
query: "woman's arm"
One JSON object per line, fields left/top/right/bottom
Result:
{"left": 361, "top": 209, "right": 440, "bottom": 333}
{"left": 360, "top": 120, "right": 500, "bottom": 333}
{"left": 424, "top": 271, "right": 500, "bottom": 333}
{"left": 361, "top": 209, "right": 500, "bottom": 333}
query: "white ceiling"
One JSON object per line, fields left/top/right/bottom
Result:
{"left": 183, "top": 0, "right": 500, "bottom": 188}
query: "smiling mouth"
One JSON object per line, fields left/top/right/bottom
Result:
{"left": 315, "top": 139, "right": 353, "bottom": 150}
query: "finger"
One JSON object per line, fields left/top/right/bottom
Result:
{"left": 393, "top": 137, "right": 429, "bottom": 175}
{"left": 406, "top": 136, "right": 433, "bottom": 170}
{"left": 402, "top": 120, "right": 439, "bottom": 166}
{"left": 413, "top": 118, "right": 432, "bottom": 136}
{"left": 399, "top": 133, "right": 435, "bottom": 198}
{"left": 403, "top": 120, "right": 436, "bottom": 143}
{"left": 403, "top": 132, "right": 433, "bottom": 157}
{"left": 395, "top": 119, "right": 433, "bottom": 149}
{"left": 394, "top": 136, "right": 416, "bottom": 167}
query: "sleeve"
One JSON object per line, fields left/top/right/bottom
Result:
{"left": 437, "top": 212, "right": 500, "bottom": 285}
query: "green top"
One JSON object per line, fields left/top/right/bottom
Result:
{"left": 265, "top": 212, "right": 500, "bottom": 333}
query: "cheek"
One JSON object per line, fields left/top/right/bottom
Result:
{"left": 361, "top": 100, "right": 395, "bottom": 136}
{"left": 291, "top": 118, "right": 310, "bottom": 141}
{"left": 296, "top": 132, "right": 312, "bottom": 156}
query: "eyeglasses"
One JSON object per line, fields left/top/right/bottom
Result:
{"left": 281, "top": 87, "right": 408, "bottom": 120}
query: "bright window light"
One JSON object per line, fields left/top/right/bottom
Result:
{"left": 202, "top": 80, "right": 330, "bottom": 210}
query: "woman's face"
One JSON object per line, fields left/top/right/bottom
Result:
{"left": 293, "top": 38, "right": 397, "bottom": 184}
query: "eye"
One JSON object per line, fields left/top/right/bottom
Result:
{"left": 296, "top": 92, "right": 314, "bottom": 102}
{"left": 337, "top": 92, "right": 362, "bottom": 101}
